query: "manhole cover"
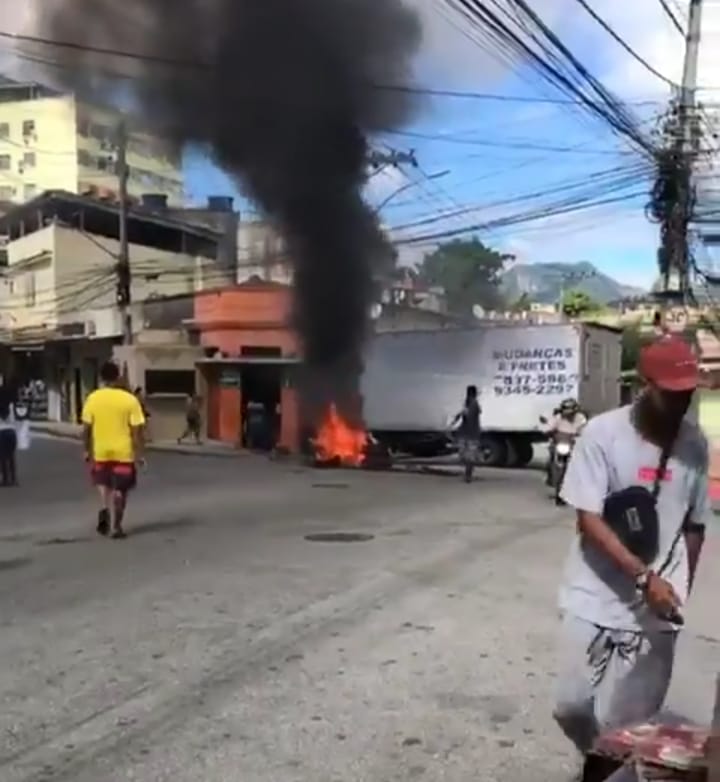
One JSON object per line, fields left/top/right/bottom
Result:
{"left": 304, "top": 533, "right": 375, "bottom": 543}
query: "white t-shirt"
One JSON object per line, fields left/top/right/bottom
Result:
{"left": 559, "top": 405, "right": 711, "bottom": 632}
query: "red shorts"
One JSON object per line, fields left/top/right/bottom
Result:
{"left": 91, "top": 461, "right": 137, "bottom": 493}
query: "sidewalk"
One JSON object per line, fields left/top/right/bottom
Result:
{"left": 31, "top": 421, "right": 248, "bottom": 459}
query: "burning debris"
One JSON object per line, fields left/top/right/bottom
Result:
{"left": 34, "top": 0, "right": 421, "bottom": 435}
{"left": 314, "top": 405, "right": 368, "bottom": 468}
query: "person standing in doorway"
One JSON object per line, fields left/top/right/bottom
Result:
{"left": 453, "top": 385, "right": 481, "bottom": 483}
{"left": 552, "top": 335, "right": 710, "bottom": 782}
{"left": 82, "top": 361, "right": 146, "bottom": 539}
{"left": 0, "top": 399, "right": 18, "bottom": 487}
{"left": 178, "top": 394, "right": 202, "bottom": 445}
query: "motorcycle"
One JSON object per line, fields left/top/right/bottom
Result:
{"left": 549, "top": 432, "right": 575, "bottom": 506}
{"left": 540, "top": 415, "right": 576, "bottom": 505}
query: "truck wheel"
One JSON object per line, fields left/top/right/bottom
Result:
{"left": 515, "top": 440, "right": 534, "bottom": 468}
{"left": 504, "top": 438, "right": 519, "bottom": 468}
{"left": 477, "top": 435, "right": 507, "bottom": 467}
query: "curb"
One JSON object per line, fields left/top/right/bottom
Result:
{"left": 31, "top": 427, "right": 250, "bottom": 460}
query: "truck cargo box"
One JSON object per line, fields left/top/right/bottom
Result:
{"left": 360, "top": 322, "right": 621, "bottom": 466}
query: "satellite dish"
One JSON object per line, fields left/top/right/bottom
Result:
{"left": 370, "top": 303, "right": 383, "bottom": 320}
{"left": 472, "top": 304, "right": 485, "bottom": 319}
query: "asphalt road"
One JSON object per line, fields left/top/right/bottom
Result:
{"left": 1, "top": 439, "right": 718, "bottom": 782}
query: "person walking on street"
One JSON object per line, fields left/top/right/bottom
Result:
{"left": 178, "top": 394, "right": 202, "bottom": 445}
{"left": 82, "top": 361, "right": 146, "bottom": 539}
{"left": 134, "top": 387, "right": 152, "bottom": 442}
{"left": 0, "top": 400, "right": 18, "bottom": 487}
{"left": 552, "top": 335, "right": 710, "bottom": 782}
{"left": 453, "top": 385, "right": 482, "bottom": 483}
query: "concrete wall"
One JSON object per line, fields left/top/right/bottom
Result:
{"left": 194, "top": 285, "right": 297, "bottom": 356}
{"left": 0, "top": 224, "right": 206, "bottom": 337}
{"left": 0, "top": 227, "right": 58, "bottom": 330}
{"left": 114, "top": 339, "right": 202, "bottom": 441}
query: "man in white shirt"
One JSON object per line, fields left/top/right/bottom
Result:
{"left": 553, "top": 335, "right": 710, "bottom": 782}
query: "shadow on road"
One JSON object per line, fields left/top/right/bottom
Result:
{"left": 0, "top": 557, "right": 32, "bottom": 572}
{"left": 130, "top": 516, "right": 198, "bottom": 537}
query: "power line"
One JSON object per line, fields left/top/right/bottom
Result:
{"left": 0, "top": 29, "right": 663, "bottom": 108}
{"left": 657, "top": 0, "right": 686, "bottom": 36}
{"left": 384, "top": 128, "right": 638, "bottom": 155}
{"left": 571, "top": 0, "right": 679, "bottom": 88}
{"left": 389, "top": 161, "right": 653, "bottom": 233}
{"left": 443, "top": 0, "right": 657, "bottom": 158}
{"left": 395, "top": 189, "right": 647, "bottom": 246}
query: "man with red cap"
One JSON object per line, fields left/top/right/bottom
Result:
{"left": 552, "top": 334, "right": 710, "bottom": 782}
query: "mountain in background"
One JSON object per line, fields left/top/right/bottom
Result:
{"left": 501, "top": 261, "right": 645, "bottom": 305}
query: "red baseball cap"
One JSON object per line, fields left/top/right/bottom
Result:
{"left": 638, "top": 335, "right": 699, "bottom": 392}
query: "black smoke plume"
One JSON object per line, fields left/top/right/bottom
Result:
{"left": 35, "top": 0, "right": 421, "bottom": 424}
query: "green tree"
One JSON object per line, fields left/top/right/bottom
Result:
{"left": 621, "top": 324, "right": 643, "bottom": 373}
{"left": 416, "top": 238, "right": 512, "bottom": 315}
{"left": 561, "top": 288, "right": 601, "bottom": 319}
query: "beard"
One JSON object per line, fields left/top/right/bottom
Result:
{"left": 631, "top": 391, "right": 687, "bottom": 448}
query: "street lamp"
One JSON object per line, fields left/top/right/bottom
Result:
{"left": 373, "top": 169, "right": 451, "bottom": 214}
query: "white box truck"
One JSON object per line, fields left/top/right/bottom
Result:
{"left": 360, "top": 322, "right": 622, "bottom": 467}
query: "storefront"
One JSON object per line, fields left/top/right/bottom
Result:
{"left": 197, "top": 356, "right": 301, "bottom": 451}
{"left": 191, "top": 280, "right": 303, "bottom": 452}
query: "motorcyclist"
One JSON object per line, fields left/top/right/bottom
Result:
{"left": 541, "top": 399, "right": 587, "bottom": 486}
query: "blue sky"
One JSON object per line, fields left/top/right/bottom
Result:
{"left": 179, "top": 2, "right": 691, "bottom": 288}
{"left": 0, "top": 0, "right": 708, "bottom": 288}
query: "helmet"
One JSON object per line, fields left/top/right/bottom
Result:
{"left": 560, "top": 398, "right": 579, "bottom": 413}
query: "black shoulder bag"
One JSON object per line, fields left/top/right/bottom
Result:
{"left": 602, "top": 442, "right": 674, "bottom": 566}
{"left": 602, "top": 439, "right": 688, "bottom": 624}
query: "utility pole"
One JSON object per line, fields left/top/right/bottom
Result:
{"left": 656, "top": 0, "right": 703, "bottom": 316}
{"left": 115, "top": 119, "right": 132, "bottom": 345}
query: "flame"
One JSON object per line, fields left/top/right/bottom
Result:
{"left": 314, "top": 404, "right": 367, "bottom": 466}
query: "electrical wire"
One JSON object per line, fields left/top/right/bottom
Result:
{"left": 394, "top": 188, "right": 647, "bottom": 246}
{"left": 657, "top": 0, "right": 686, "bottom": 36}
{"left": 389, "top": 161, "right": 653, "bottom": 233}
{"left": 571, "top": 0, "right": 679, "bottom": 88}
{"left": 441, "top": 0, "right": 657, "bottom": 159}
{"left": 0, "top": 29, "right": 665, "bottom": 109}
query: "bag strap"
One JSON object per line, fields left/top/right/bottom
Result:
{"left": 651, "top": 438, "right": 675, "bottom": 501}
{"left": 651, "top": 433, "right": 685, "bottom": 577}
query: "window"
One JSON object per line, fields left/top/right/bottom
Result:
{"left": 23, "top": 151, "right": 36, "bottom": 168}
{"left": 145, "top": 370, "right": 196, "bottom": 396}
{"left": 23, "top": 183, "right": 37, "bottom": 200}
{"left": 0, "top": 155, "right": 11, "bottom": 171}
{"left": 0, "top": 123, "right": 9, "bottom": 138}
{"left": 0, "top": 185, "right": 13, "bottom": 199}
{"left": 24, "top": 273, "right": 36, "bottom": 307}
{"left": 22, "top": 120, "right": 35, "bottom": 137}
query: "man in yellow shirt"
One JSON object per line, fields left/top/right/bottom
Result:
{"left": 82, "top": 361, "right": 146, "bottom": 539}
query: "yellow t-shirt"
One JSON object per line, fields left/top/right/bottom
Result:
{"left": 81, "top": 387, "right": 145, "bottom": 463}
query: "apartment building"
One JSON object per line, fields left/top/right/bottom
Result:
{"left": 0, "top": 190, "right": 233, "bottom": 422}
{"left": 0, "top": 76, "right": 183, "bottom": 205}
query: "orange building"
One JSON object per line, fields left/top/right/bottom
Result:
{"left": 192, "top": 280, "right": 302, "bottom": 452}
